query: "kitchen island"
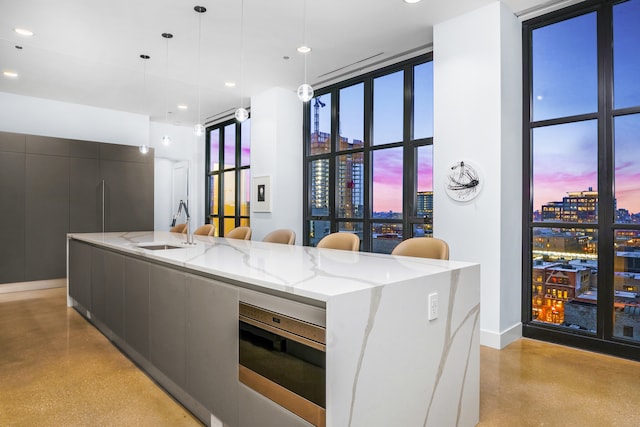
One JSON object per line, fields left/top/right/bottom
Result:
{"left": 67, "top": 231, "right": 480, "bottom": 427}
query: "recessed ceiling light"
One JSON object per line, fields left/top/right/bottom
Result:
{"left": 3, "top": 71, "right": 18, "bottom": 78}
{"left": 297, "top": 46, "right": 311, "bottom": 54}
{"left": 403, "top": 0, "right": 422, "bottom": 3}
{"left": 14, "top": 28, "right": 34, "bottom": 36}
{"left": 177, "top": 104, "right": 188, "bottom": 110}
{"left": 225, "top": 82, "right": 236, "bottom": 87}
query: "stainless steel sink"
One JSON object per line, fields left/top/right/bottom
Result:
{"left": 137, "top": 244, "right": 184, "bottom": 251}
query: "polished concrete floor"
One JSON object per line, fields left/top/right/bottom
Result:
{"left": 2, "top": 287, "right": 640, "bottom": 426}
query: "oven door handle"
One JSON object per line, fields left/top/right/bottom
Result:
{"left": 240, "top": 315, "right": 326, "bottom": 352}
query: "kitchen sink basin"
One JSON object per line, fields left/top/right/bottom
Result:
{"left": 137, "top": 244, "right": 185, "bottom": 251}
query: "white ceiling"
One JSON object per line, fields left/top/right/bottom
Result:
{"left": 0, "top": 0, "right": 558, "bottom": 127}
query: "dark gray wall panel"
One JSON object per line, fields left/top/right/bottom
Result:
{"left": 186, "top": 275, "right": 239, "bottom": 424}
{"left": 125, "top": 257, "right": 150, "bottom": 358}
{"left": 0, "top": 150, "right": 26, "bottom": 283}
{"left": 25, "top": 154, "right": 69, "bottom": 280}
{"left": 26, "top": 135, "right": 70, "bottom": 156}
{"left": 150, "top": 264, "right": 186, "bottom": 389}
{"left": 101, "top": 159, "right": 154, "bottom": 232}
{"left": 103, "top": 250, "right": 125, "bottom": 338}
{"left": 68, "top": 240, "right": 92, "bottom": 310}
{"left": 69, "top": 157, "right": 101, "bottom": 233}
{"left": 0, "top": 131, "right": 26, "bottom": 153}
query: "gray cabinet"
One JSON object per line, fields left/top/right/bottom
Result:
{"left": 100, "top": 144, "right": 154, "bottom": 232}
{"left": 68, "top": 240, "right": 92, "bottom": 310}
{"left": 186, "top": 274, "right": 239, "bottom": 425}
{"left": 25, "top": 152, "right": 69, "bottom": 281}
{"left": 103, "top": 250, "right": 125, "bottom": 338}
{"left": 238, "top": 385, "right": 314, "bottom": 427}
{"left": 125, "top": 257, "right": 150, "bottom": 358}
{"left": 149, "top": 264, "right": 187, "bottom": 390}
{"left": 69, "top": 140, "right": 100, "bottom": 233}
{"left": 0, "top": 131, "right": 153, "bottom": 284}
{"left": 0, "top": 132, "right": 26, "bottom": 283}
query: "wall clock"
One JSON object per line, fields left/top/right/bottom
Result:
{"left": 445, "top": 160, "right": 482, "bottom": 202}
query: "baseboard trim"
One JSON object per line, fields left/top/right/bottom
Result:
{"left": 480, "top": 322, "right": 522, "bottom": 349}
{"left": 0, "top": 278, "right": 66, "bottom": 294}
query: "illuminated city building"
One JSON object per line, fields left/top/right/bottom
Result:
{"left": 541, "top": 188, "right": 598, "bottom": 223}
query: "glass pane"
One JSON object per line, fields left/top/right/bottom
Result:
{"left": 310, "top": 159, "right": 330, "bottom": 216}
{"left": 531, "top": 227, "right": 597, "bottom": 332}
{"left": 310, "top": 93, "right": 331, "bottom": 155}
{"left": 532, "top": 120, "right": 598, "bottom": 222}
{"left": 309, "top": 220, "right": 331, "bottom": 247}
{"left": 613, "top": 0, "right": 640, "bottom": 109}
{"left": 532, "top": 12, "right": 597, "bottom": 121}
{"left": 338, "top": 83, "right": 364, "bottom": 150}
{"left": 372, "top": 223, "right": 403, "bottom": 254}
{"left": 372, "top": 148, "right": 403, "bottom": 218}
{"left": 413, "top": 62, "right": 434, "bottom": 139}
{"left": 412, "top": 223, "right": 432, "bottom": 238}
{"left": 224, "top": 123, "right": 236, "bottom": 169}
{"left": 337, "top": 153, "right": 364, "bottom": 219}
{"left": 223, "top": 170, "right": 235, "bottom": 216}
{"left": 210, "top": 175, "right": 219, "bottom": 215}
{"left": 614, "top": 114, "right": 640, "bottom": 223}
{"left": 223, "top": 218, "right": 236, "bottom": 235}
{"left": 613, "top": 229, "right": 640, "bottom": 342}
{"left": 338, "top": 222, "right": 363, "bottom": 250}
{"left": 416, "top": 146, "right": 433, "bottom": 230}
{"left": 209, "top": 128, "right": 220, "bottom": 172}
{"left": 241, "top": 119, "right": 251, "bottom": 167}
{"left": 373, "top": 70, "right": 404, "bottom": 145}
{"left": 210, "top": 217, "right": 220, "bottom": 235}
{"left": 240, "top": 169, "right": 251, "bottom": 216}
{"left": 240, "top": 217, "right": 250, "bottom": 227}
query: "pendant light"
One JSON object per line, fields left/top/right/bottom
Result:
{"left": 161, "top": 32, "right": 173, "bottom": 146}
{"left": 139, "top": 54, "right": 151, "bottom": 154}
{"left": 297, "top": 0, "right": 313, "bottom": 103}
{"left": 234, "top": 0, "right": 249, "bottom": 122}
{"left": 194, "top": 6, "right": 206, "bottom": 136}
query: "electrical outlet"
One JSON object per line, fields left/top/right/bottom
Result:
{"left": 428, "top": 292, "right": 438, "bottom": 320}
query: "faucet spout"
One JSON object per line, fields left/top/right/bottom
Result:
{"left": 172, "top": 200, "right": 195, "bottom": 245}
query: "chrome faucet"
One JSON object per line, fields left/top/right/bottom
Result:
{"left": 171, "top": 200, "right": 195, "bottom": 245}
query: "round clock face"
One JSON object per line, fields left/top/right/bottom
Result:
{"left": 445, "top": 161, "right": 482, "bottom": 202}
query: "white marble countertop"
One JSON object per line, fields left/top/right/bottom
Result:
{"left": 67, "top": 231, "right": 477, "bottom": 303}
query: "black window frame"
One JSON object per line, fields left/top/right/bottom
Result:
{"left": 303, "top": 54, "right": 434, "bottom": 252}
{"left": 205, "top": 117, "right": 251, "bottom": 236}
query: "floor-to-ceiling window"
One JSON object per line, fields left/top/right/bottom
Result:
{"left": 523, "top": 0, "right": 640, "bottom": 359}
{"left": 206, "top": 118, "right": 250, "bottom": 235}
{"left": 303, "top": 55, "right": 433, "bottom": 253}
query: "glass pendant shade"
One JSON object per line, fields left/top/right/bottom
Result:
{"left": 139, "top": 144, "right": 149, "bottom": 154}
{"left": 194, "top": 124, "right": 205, "bottom": 136}
{"left": 235, "top": 107, "right": 249, "bottom": 122}
{"left": 297, "top": 83, "right": 314, "bottom": 102}
{"left": 161, "top": 135, "right": 171, "bottom": 146}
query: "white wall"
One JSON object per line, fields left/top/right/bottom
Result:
{"left": 0, "top": 92, "right": 148, "bottom": 145}
{"left": 433, "top": 1, "right": 522, "bottom": 348}
{"left": 0, "top": 92, "right": 202, "bottom": 233}
{"left": 249, "top": 87, "right": 303, "bottom": 243}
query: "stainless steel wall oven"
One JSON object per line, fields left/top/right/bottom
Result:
{"left": 239, "top": 301, "right": 326, "bottom": 426}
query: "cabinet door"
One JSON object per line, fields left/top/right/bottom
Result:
{"left": 25, "top": 153, "right": 69, "bottom": 280}
{"left": 100, "top": 144, "right": 153, "bottom": 232}
{"left": 149, "top": 264, "right": 186, "bottom": 389}
{"left": 125, "top": 257, "right": 150, "bottom": 358}
{"left": 68, "top": 240, "right": 92, "bottom": 310}
{"left": 69, "top": 157, "right": 101, "bottom": 233}
{"left": 103, "top": 250, "right": 125, "bottom": 338}
{"left": 186, "top": 275, "right": 239, "bottom": 425}
{"left": 0, "top": 134, "right": 26, "bottom": 283}
{"left": 91, "top": 246, "right": 106, "bottom": 320}
{"left": 238, "top": 385, "right": 314, "bottom": 427}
